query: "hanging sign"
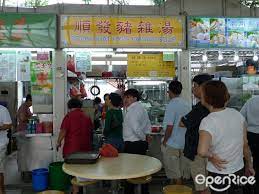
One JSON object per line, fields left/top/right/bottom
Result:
{"left": 0, "top": 51, "right": 16, "bottom": 81}
{"left": 163, "top": 52, "right": 175, "bottom": 61}
{"left": 0, "top": 13, "right": 56, "bottom": 48}
{"left": 127, "top": 54, "right": 175, "bottom": 78}
{"left": 60, "top": 15, "right": 185, "bottom": 48}
{"left": 189, "top": 16, "right": 259, "bottom": 48}
{"left": 37, "top": 52, "right": 50, "bottom": 61}
{"left": 17, "top": 51, "right": 31, "bottom": 81}
{"left": 30, "top": 61, "right": 53, "bottom": 95}
{"left": 75, "top": 52, "right": 92, "bottom": 72}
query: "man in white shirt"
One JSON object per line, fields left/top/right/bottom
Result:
{"left": 0, "top": 105, "right": 12, "bottom": 194}
{"left": 240, "top": 96, "right": 259, "bottom": 193}
{"left": 123, "top": 88, "right": 151, "bottom": 194}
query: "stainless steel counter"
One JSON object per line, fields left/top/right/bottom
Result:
{"left": 147, "top": 132, "right": 164, "bottom": 162}
{"left": 13, "top": 132, "right": 54, "bottom": 172}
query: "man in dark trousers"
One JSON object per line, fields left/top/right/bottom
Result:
{"left": 123, "top": 89, "right": 151, "bottom": 194}
{"left": 180, "top": 74, "right": 212, "bottom": 194}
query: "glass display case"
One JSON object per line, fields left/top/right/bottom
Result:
{"left": 221, "top": 75, "right": 259, "bottom": 110}
{"left": 127, "top": 79, "right": 170, "bottom": 124}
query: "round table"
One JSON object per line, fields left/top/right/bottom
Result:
{"left": 63, "top": 153, "right": 162, "bottom": 180}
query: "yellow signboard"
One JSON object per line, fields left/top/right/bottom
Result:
{"left": 127, "top": 54, "right": 175, "bottom": 78}
{"left": 60, "top": 15, "right": 185, "bottom": 48}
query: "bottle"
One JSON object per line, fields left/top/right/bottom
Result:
{"left": 27, "top": 123, "right": 31, "bottom": 134}
{"left": 31, "top": 120, "right": 36, "bottom": 134}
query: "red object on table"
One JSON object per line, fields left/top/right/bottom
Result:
{"left": 100, "top": 144, "right": 118, "bottom": 157}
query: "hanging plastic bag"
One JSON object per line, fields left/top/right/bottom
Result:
{"left": 67, "top": 55, "right": 81, "bottom": 77}
{"left": 80, "top": 83, "right": 87, "bottom": 98}
{"left": 70, "top": 86, "right": 81, "bottom": 98}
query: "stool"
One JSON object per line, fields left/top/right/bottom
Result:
{"left": 163, "top": 185, "right": 192, "bottom": 194}
{"left": 37, "top": 190, "right": 65, "bottom": 194}
{"left": 127, "top": 175, "right": 152, "bottom": 194}
{"left": 71, "top": 177, "right": 97, "bottom": 194}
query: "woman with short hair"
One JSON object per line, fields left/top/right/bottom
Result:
{"left": 57, "top": 98, "right": 93, "bottom": 158}
{"left": 198, "top": 80, "right": 254, "bottom": 194}
{"left": 57, "top": 98, "right": 93, "bottom": 194}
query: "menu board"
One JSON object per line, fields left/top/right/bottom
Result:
{"left": 75, "top": 52, "right": 92, "bottom": 72}
{"left": 17, "top": 51, "right": 31, "bottom": 81}
{"left": 127, "top": 54, "right": 175, "bottom": 78}
{"left": 30, "top": 61, "right": 53, "bottom": 95}
{"left": 189, "top": 17, "right": 259, "bottom": 48}
{"left": 0, "top": 51, "right": 16, "bottom": 81}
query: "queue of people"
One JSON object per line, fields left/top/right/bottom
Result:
{"left": 56, "top": 74, "right": 258, "bottom": 194}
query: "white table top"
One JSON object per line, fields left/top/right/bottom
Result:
{"left": 13, "top": 132, "right": 52, "bottom": 138}
{"left": 25, "top": 133, "right": 52, "bottom": 137}
{"left": 63, "top": 153, "right": 162, "bottom": 180}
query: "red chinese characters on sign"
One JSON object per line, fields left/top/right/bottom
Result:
{"left": 74, "top": 20, "right": 91, "bottom": 33}
{"left": 161, "top": 21, "right": 174, "bottom": 34}
{"left": 35, "top": 63, "right": 51, "bottom": 70}
{"left": 138, "top": 21, "right": 153, "bottom": 33}
{"left": 116, "top": 21, "right": 132, "bottom": 34}
{"left": 96, "top": 20, "right": 111, "bottom": 34}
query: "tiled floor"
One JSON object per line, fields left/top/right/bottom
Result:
{"left": 4, "top": 152, "right": 194, "bottom": 194}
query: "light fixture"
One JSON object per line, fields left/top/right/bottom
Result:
{"left": 202, "top": 52, "right": 208, "bottom": 62}
{"left": 234, "top": 51, "right": 239, "bottom": 62}
{"left": 0, "top": 48, "right": 54, "bottom": 51}
{"left": 218, "top": 51, "right": 223, "bottom": 60}
{"left": 115, "top": 48, "right": 182, "bottom": 52}
{"left": 253, "top": 51, "right": 258, "bottom": 61}
{"left": 63, "top": 48, "right": 114, "bottom": 52}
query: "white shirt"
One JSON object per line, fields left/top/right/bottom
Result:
{"left": 0, "top": 105, "right": 12, "bottom": 148}
{"left": 199, "top": 108, "right": 244, "bottom": 174}
{"left": 240, "top": 96, "right": 259, "bottom": 134}
{"left": 123, "top": 101, "right": 151, "bottom": 142}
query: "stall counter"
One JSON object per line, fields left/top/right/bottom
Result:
{"left": 13, "top": 132, "right": 54, "bottom": 172}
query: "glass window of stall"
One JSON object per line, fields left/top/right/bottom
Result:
{"left": 188, "top": 16, "right": 259, "bottom": 110}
